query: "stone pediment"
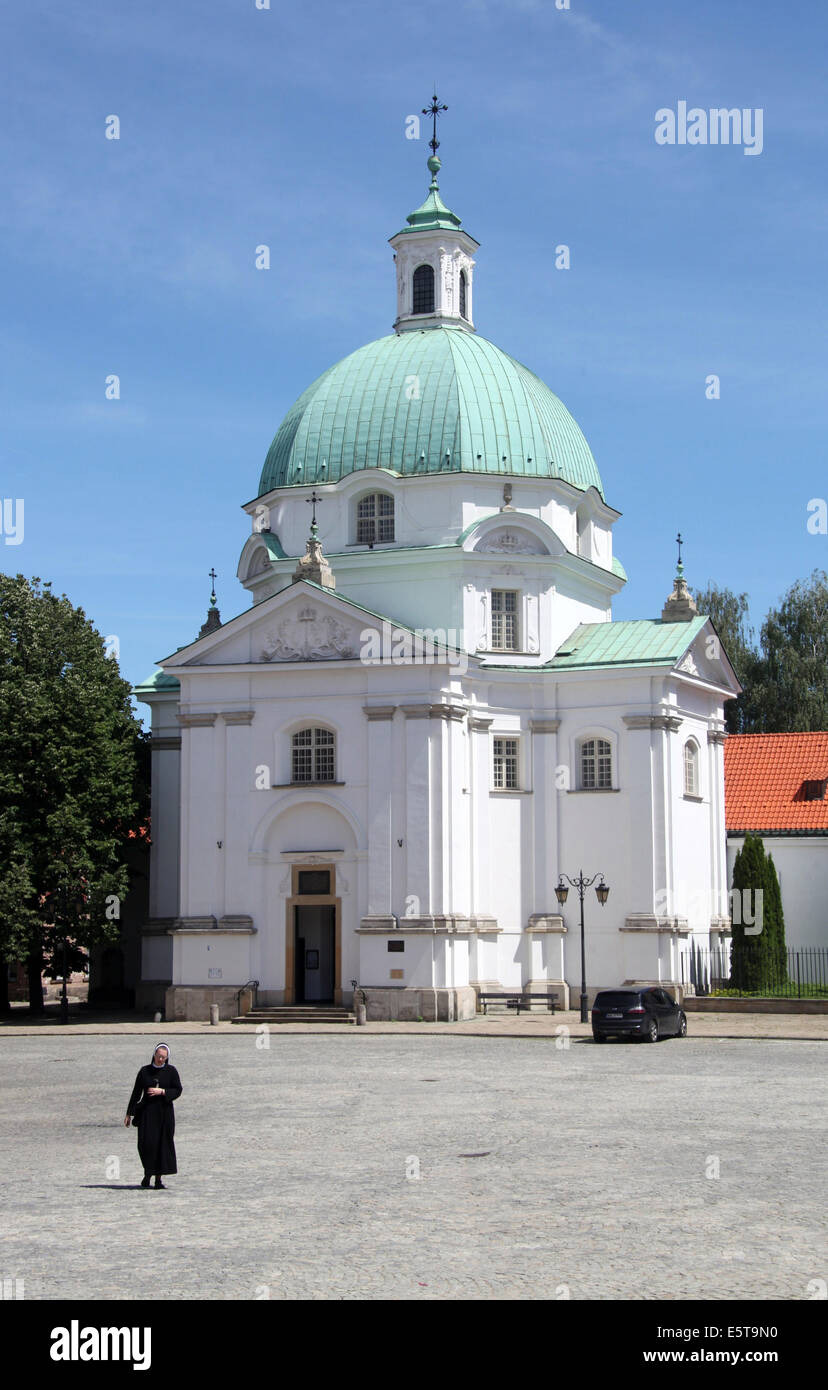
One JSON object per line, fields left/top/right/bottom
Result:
{"left": 673, "top": 625, "right": 740, "bottom": 695}
{"left": 260, "top": 604, "right": 361, "bottom": 662}
{"left": 165, "top": 584, "right": 376, "bottom": 669}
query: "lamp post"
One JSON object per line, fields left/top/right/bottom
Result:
{"left": 555, "top": 871, "right": 610, "bottom": 1023}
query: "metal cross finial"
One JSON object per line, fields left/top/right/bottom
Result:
{"left": 676, "top": 531, "right": 684, "bottom": 576}
{"left": 307, "top": 489, "right": 322, "bottom": 533}
{"left": 422, "top": 92, "right": 448, "bottom": 156}
{"left": 208, "top": 567, "right": 217, "bottom": 608}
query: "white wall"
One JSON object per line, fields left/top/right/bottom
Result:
{"left": 727, "top": 836, "right": 828, "bottom": 949}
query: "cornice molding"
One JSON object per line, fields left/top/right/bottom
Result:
{"left": 526, "top": 914, "right": 566, "bottom": 933}
{"left": 222, "top": 710, "right": 255, "bottom": 725}
{"left": 357, "top": 914, "right": 500, "bottom": 935}
{"left": 622, "top": 713, "right": 682, "bottom": 732}
{"left": 620, "top": 914, "right": 690, "bottom": 935}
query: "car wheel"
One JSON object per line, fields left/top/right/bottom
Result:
{"left": 645, "top": 1018, "right": 658, "bottom": 1043}
{"left": 677, "top": 1013, "right": 687, "bottom": 1037}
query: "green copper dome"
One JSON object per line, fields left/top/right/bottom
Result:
{"left": 258, "top": 326, "right": 604, "bottom": 498}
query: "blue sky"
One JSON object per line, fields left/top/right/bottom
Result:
{"left": 3, "top": 0, "right": 827, "bottom": 716}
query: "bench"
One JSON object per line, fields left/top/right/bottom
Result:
{"left": 477, "top": 991, "right": 558, "bottom": 1016}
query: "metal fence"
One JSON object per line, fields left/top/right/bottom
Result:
{"left": 685, "top": 943, "right": 828, "bottom": 998}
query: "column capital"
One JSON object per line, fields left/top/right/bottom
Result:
{"left": 363, "top": 705, "right": 397, "bottom": 721}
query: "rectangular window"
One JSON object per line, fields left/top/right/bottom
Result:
{"left": 491, "top": 590, "right": 519, "bottom": 650}
{"left": 581, "top": 738, "right": 612, "bottom": 790}
{"left": 387, "top": 940, "right": 405, "bottom": 952}
{"left": 803, "top": 778, "right": 827, "bottom": 801}
{"left": 493, "top": 736, "right": 519, "bottom": 790}
{"left": 357, "top": 494, "right": 395, "bottom": 544}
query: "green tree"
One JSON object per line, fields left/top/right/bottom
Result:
{"left": 749, "top": 570, "right": 828, "bottom": 732}
{"left": 763, "top": 851, "right": 788, "bottom": 985}
{"left": 729, "top": 833, "right": 770, "bottom": 991}
{"left": 0, "top": 574, "right": 143, "bottom": 1014}
{"left": 691, "top": 583, "right": 758, "bottom": 733}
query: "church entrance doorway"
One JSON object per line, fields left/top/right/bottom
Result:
{"left": 294, "top": 905, "right": 335, "bottom": 1002}
{"left": 284, "top": 863, "right": 342, "bottom": 1005}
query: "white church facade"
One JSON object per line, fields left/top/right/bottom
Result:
{"left": 136, "top": 134, "right": 740, "bottom": 1021}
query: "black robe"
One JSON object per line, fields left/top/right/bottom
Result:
{"left": 126, "top": 1063, "right": 182, "bottom": 1175}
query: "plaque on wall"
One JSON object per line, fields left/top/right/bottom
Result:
{"left": 297, "top": 870, "right": 331, "bottom": 895}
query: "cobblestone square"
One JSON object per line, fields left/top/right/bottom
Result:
{"left": 1, "top": 1033, "right": 825, "bottom": 1300}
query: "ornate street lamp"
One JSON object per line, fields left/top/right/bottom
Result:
{"left": 555, "top": 871, "right": 610, "bottom": 1023}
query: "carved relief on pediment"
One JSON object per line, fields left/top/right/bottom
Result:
{"left": 261, "top": 608, "right": 360, "bottom": 662}
{"left": 474, "top": 528, "right": 546, "bottom": 555}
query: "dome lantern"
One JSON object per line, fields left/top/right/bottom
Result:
{"left": 389, "top": 93, "right": 479, "bottom": 334}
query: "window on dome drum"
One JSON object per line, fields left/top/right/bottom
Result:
{"left": 412, "top": 264, "right": 435, "bottom": 315}
{"left": 580, "top": 738, "right": 612, "bottom": 790}
{"left": 684, "top": 740, "right": 700, "bottom": 797}
{"left": 492, "top": 737, "right": 519, "bottom": 790}
{"left": 356, "top": 493, "right": 394, "bottom": 544}
{"left": 491, "top": 590, "right": 519, "bottom": 650}
{"left": 291, "top": 727, "right": 335, "bottom": 783}
{"left": 459, "top": 269, "right": 467, "bottom": 319}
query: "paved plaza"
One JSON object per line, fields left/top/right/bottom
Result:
{"left": 1, "top": 1033, "right": 825, "bottom": 1300}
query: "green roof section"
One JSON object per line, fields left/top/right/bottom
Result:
{"left": 398, "top": 184, "right": 462, "bottom": 234}
{"left": 392, "top": 155, "right": 466, "bottom": 235}
{"left": 134, "top": 669, "right": 181, "bottom": 696}
{"left": 259, "top": 531, "right": 288, "bottom": 560}
{"left": 550, "top": 616, "right": 708, "bottom": 670}
{"left": 258, "top": 327, "right": 605, "bottom": 499}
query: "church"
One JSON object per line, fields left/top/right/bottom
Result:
{"left": 136, "top": 110, "right": 740, "bottom": 1022}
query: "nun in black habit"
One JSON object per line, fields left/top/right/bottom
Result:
{"left": 124, "top": 1043, "right": 182, "bottom": 1188}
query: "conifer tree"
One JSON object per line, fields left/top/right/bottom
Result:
{"left": 729, "top": 833, "right": 770, "bottom": 991}
{"left": 763, "top": 851, "right": 788, "bottom": 986}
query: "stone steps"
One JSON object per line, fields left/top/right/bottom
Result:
{"left": 231, "top": 1006, "right": 357, "bottom": 1025}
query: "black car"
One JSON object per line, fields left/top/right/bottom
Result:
{"left": 591, "top": 988, "right": 687, "bottom": 1042}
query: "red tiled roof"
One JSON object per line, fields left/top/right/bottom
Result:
{"left": 725, "top": 733, "right": 828, "bottom": 832}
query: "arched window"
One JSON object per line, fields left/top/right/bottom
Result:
{"left": 459, "top": 269, "right": 467, "bottom": 319}
{"left": 412, "top": 264, "right": 435, "bottom": 315}
{"left": 356, "top": 492, "right": 394, "bottom": 544}
{"left": 292, "top": 727, "right": 335, "bottom": 783}
{"left": 684, "top": 739, "right": 700, "bottom": 797}
{"left": 580, "top": 738, "right": 612, "bottom": 790}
